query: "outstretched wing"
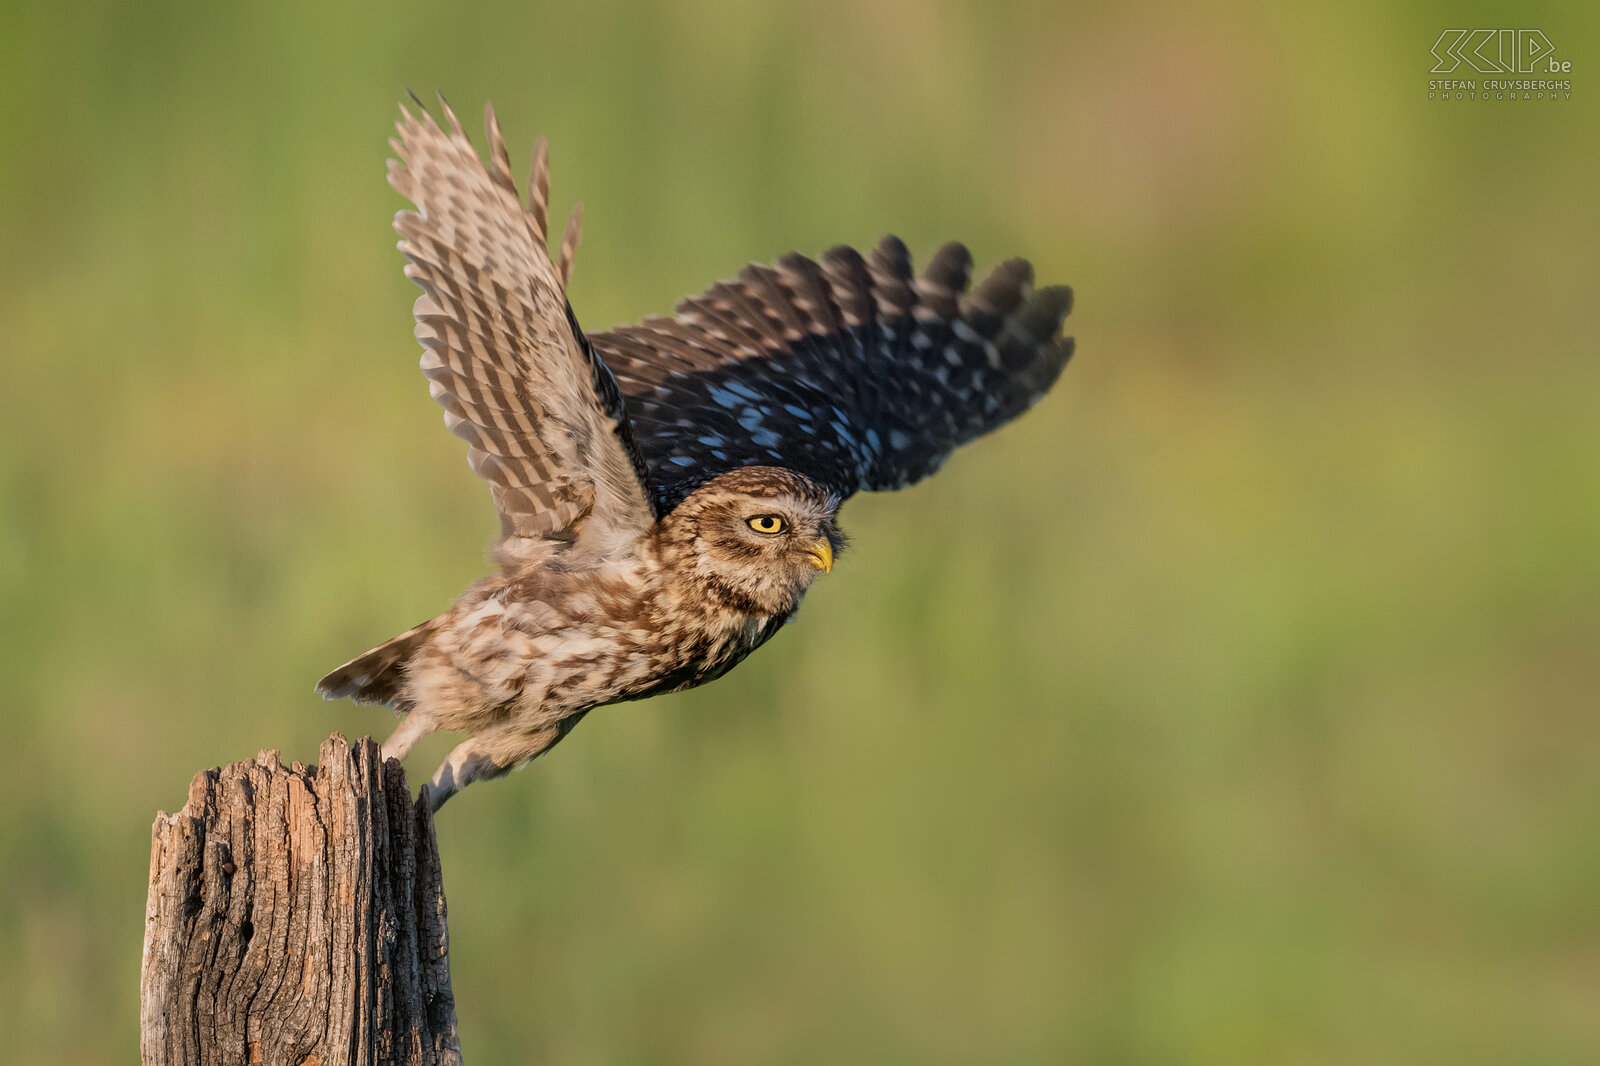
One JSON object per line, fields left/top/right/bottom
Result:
{"left": 587, "top": 237, "right": 1074, "bottom": 513}
{"left": 388, "top": 99, "right": 656, "bottom": 548}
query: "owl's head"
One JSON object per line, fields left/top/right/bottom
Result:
{"left": 659, "top": 467, "right": 844, "bottom": 615}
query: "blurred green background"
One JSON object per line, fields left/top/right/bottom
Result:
{"left": 3, "top": 0, "right": 1598, "bottom": 1062}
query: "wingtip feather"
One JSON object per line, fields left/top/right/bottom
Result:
{"left": 558, "top": 201, "right": 584, "bottom": 288}
{"left": 436, "top": 91, "right": 463, "bottom": 135}
{"left": 528, "top": 137, "right": 551, "bottom": 240}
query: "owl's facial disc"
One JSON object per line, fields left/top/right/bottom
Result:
{"left": 666, "top": 467, "right": 844, "bottom": 614}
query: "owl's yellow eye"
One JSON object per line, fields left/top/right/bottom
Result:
{"left": 746, "top": 514, "right": 787, "bottom": 535}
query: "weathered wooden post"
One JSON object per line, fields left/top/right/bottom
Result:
{"left": 140, "top": 734, "right": 462, "bottom": 1066}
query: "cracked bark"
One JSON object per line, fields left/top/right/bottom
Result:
{"left": 141, "top": 734, "right": 462, "bottom": 1066}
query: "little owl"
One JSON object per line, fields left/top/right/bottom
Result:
{"left": 317, "top": 99, "right": 1075, "bottom": 809}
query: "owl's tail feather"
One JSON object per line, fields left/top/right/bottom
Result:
{"left": 315, "top": 619, "right": 437, "bottom": 709}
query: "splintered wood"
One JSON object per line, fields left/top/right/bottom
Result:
{"left": 141, "top": 735, "right": 461, "bottom": 1066}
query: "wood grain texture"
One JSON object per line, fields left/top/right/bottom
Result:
{"left": 140, "top": 735, "right": 461, "bottom": 1066}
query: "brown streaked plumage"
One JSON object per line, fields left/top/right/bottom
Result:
{"left": 317, "top": 99, "right": 1075, "bottom": 809}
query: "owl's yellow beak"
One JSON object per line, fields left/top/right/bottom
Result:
{"left": 806, "top": 539, "right": 834, "bottom": 573}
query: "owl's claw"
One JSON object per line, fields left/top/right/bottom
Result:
{"left": 421, "top": 780, "right": 453, "bottom": 814}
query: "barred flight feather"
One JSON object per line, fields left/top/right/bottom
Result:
{"left": 388, "top": 98, "right": 656, "bottom": 545}
{"left": 589, "top": 236, "right": 1074, "bottom": 512}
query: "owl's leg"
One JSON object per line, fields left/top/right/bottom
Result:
{"left": 425, "top": 723, "right": 566, "bottom": 812}
{"left": 380, "top": 710, "right": 437, "bottom": 765}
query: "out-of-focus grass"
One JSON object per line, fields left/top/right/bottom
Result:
{"left": 1, "top": 1, "right": 1597, "bottom": 1062}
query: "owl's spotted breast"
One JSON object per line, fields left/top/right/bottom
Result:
{"left": 388, "top": 537, "right": 795, "bottom": 757}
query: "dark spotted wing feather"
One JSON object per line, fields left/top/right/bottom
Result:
{"left": 387, "top": 99, "right": 656, "bottom": 545}
{"left": 587, "top": 236, "right": 1074, "bottom": 512}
